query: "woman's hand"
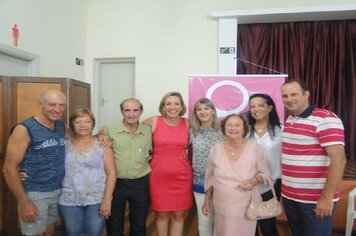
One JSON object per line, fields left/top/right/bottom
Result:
{"left": 203, "top": 187, "right": 213, "bottom": 216}
{"left": 202, "top": 200, "right": 211, "bottom": 216}
{"left": 240, "top": 177, "right": 258, "bottom": 191}
{"left": 100, "top": 199, "right": 111, "bottom": 219}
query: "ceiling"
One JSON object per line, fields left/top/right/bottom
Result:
{"left": 212, "top": 4, "right": 356, "bottom": 24}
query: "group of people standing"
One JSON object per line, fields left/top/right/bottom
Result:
{"left": 3, "top": 78, "right": 346, "bottom": 236}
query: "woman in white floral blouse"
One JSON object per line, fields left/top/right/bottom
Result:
{"left": 190, "top": 98, "right": 225, "bottom": 236}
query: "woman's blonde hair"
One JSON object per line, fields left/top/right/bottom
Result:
{"left": 191, "top": 98, "right": 220, "bottom": 137}
{"left": 158, "top": 91, "right": 187, "bottom": 117}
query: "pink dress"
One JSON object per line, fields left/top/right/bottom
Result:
{"left": 150, "top": 116, "right": 193, "bottom": 211}
{"left": 205, "top": 140, "right": 270, "bottom": 236}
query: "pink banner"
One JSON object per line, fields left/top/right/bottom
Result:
{"left": 188, "top": 75, "right": 287, "bottom": 121}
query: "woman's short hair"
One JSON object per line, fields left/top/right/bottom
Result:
{"left": 69, "top": 108, "right": 95, "bottom": 134}
{"left": 221, "top": 113, "right": 249, "bottom": 138}
{"left": 158, "top": 91, "right": 187, "bottom": 117}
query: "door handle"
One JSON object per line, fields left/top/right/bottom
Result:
{"left": 100, "top": 98, "right": 107, "bottom": 107}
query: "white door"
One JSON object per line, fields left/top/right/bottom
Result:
{"left": 96, "top": 58, "right": 135, "bottom": 128}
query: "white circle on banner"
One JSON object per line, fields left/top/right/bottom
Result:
{"left": 206, "top": 80, "right": 249, "bottom": 117}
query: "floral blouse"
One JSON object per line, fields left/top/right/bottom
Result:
{"left": 189, "top": 128, "right": 225, "bottom": 193}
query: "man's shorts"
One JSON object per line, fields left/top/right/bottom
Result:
{"left": 20, "top": 189, "right": 60, "bottom": 235}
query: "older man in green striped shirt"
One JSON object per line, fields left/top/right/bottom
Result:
{"left": 105, "top": 98, "right": 152, "bottom": 236}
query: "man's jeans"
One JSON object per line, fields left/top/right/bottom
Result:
{"left": 106, "top": 175, "right": 149, "bottom": 236}
{"left": 282, "top": 197, "right": 335, "bottom": 236}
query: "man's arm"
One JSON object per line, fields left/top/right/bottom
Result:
{"left": 3, "top": 125, "right": 40, "bottom": 222}
{"left": 314, "top": 144, "right": 346, "bottom": 218}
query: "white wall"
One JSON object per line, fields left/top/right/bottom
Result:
{"left": 85, "top": 0, "right": 356, "bottom": 119}
{"left": 0, "top": 0, "right": 87, "bottom": 80}
{"left": 86, "top": 0, "right": 219, "bottom": 119}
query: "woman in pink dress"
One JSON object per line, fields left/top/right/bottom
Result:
{"left": 144, "top": 91, "right": 192, "bottom": 236}
{"left": 203, "top": 114, "right": 270, "bottom": 236}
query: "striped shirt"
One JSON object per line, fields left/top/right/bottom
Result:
{"left": 281, "top": 105, "right": 344, "bottom": 203}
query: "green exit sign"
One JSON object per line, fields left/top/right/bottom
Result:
{"left": 220, "top": 47, "right": 235, "bottom": 54}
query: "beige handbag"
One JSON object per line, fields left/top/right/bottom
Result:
{"left": 246, "top": 174, "right": 282, "bottom": 220}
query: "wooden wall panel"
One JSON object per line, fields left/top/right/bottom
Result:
{"left": 68, "top": 82, "right": 90, "bottom": 116}
{"left": 0, "top": 81, "right": 3, "bottom": 230}
{"left": 16, "top": 83, "right": 61, "bottom": 122}
{"left": 0, "top": 165, "right": 2, "bottom": 231}
{"left": 0, "top": 81, "right": 2, "bottom": 156}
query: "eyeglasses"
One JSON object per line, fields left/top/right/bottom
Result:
{"left": 73, "top": 120, "right": 93, "bottom": 125}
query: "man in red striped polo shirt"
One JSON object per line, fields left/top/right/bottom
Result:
{"left": 280, "top": 79, "right": 346, "bottom": 236}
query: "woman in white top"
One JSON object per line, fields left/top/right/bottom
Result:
{"left": 247, "top": 93, "right": 283, "bottom": 236}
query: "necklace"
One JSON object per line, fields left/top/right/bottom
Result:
{"left": 225, "top": 140, "right": 246, "bottom": 157}
{"left": 227, "top": 145, "right": 238, "bottom": 156}
{"left": 255, "top": 126, "right": 268, "bottom": 133}
{"left": 230, "top": 148, "right": 238, "bottom": 160}
{"left": 230, "top": 147, "right": 241, "bottom": 156}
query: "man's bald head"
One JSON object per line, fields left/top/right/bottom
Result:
{"left": 38, "top": 90, "right": 67, "bottom": 122}
{"left": 39, "top": 90, "right": 67, "bottom": 104}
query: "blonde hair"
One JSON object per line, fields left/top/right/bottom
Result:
{"left": 191, "top": 98, "right": 220, "bottom": 137}
{"left": 158, "top": 91, "right": 187, "bottom": 117}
